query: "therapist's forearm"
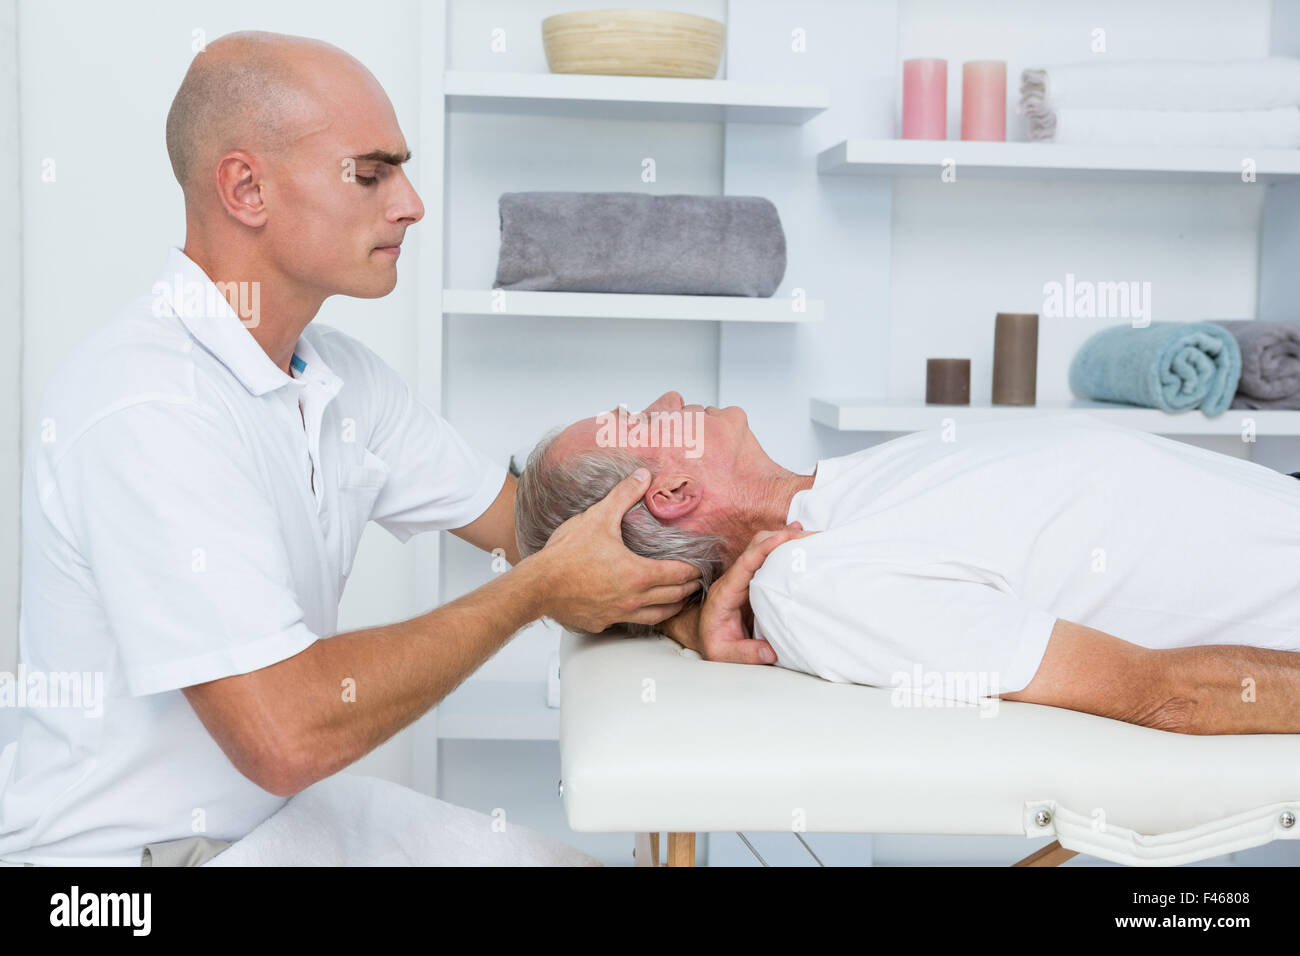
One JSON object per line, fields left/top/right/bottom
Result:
{"left": 1160, "top": 644, "right": 1300, "bottom": 734}
{"left": 272, "top": 555, "right": 554, "bottom": 795}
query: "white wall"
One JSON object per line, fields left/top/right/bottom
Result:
{"left": 0, "top": 0, "right": 18, "bottom": 674}
{"left": 1256, "top": 0, "right": 1300, "bottom": 476}
{"left": 721, "top": 0, "right": 899, "bottom": 478}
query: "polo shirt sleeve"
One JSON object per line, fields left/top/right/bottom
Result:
{"left": 52, "top": 399, "right": 319, "bottom": 697}
{"left": 749, "top": 549, "right": 1058, "bottom": 703}
{"left": 357, "top": 347, "right": 507, "bottom": 543}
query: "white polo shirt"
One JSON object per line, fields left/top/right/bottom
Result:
{"left": 751, "top": 414, "right": 1300, "bottom": 704}
{"left": 0, "top": 246, "right": 506, "bottom": 865}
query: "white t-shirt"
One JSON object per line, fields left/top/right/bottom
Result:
{"left": 750, "top": 414, "right": 1300, "bottom": 704}
{"left": 0, "top": 247, "right": 506, "bottom": 865}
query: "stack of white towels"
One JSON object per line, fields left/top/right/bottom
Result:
{"left": 1019, "top": 57, "right": 1300, "bottom": 147}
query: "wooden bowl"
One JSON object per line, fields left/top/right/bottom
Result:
{"left": 542, "top": 9, "right": 724, "bottom": 79}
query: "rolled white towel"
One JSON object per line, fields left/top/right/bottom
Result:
{"left": 1039, "top": 105, "right": 1300, "bottom": 148}
{"left": 1020, "top": 57, "right": 1300, "bottom": 140}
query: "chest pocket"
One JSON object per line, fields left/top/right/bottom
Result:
{"left": 337, "top": 447, "right": 390, "bottom": 577}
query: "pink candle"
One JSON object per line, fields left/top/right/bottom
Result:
{"left": 961, "top": 60, "right": 1006, "bottom": 141}
{"left": 901, "top": 58, "right": 947, "bottom": 140}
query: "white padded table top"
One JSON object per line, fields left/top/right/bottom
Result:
{"left": 559, "top": 632, "right": 1300, "bottom": 864}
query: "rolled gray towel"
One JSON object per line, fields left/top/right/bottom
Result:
{"left": 1214, "top": 319, "right": 1300, "bottom": 409}
{"left": 492, "top": 192, "right": 787, "bottom": 297}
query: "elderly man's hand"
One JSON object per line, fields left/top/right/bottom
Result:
{"left": 693, "top": 524, "right": 816, "bottom": 665}
{"left": 529, "top": 468, "right": 704, "bottom": 633}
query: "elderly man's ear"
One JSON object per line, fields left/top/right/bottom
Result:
{"left": 644, "top": 474, "right": 702, "bottom": 521}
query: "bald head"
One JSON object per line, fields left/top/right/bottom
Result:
{"left": 164, "top": 30, "right": 364, "bottom": 199}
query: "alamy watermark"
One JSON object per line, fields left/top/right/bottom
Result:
{"left": 1042, "top": 272, "right": 1151, "bottom": 327}
{"left": 152, "top": 272, "right": 261, "bottom": 328}
{"left": 595, "top": 404, "right": 705, "bottom": 459}
{"left": 50, "top": 886, "right": 150, "bottom": 936}
{"left": 890, "top": 665, "right": 1002, "bottom": 716}
{"left": 0, "top": 666, "right": 104, "bottom": 718}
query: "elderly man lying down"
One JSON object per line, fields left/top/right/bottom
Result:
{"left": 516, "top": 391, "right": 1300, "bottom": 736}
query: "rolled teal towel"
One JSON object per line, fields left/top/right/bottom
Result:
{"left": 1068, "top": 321, "right": 1242, "bottom": 416}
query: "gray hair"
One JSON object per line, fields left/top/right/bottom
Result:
{"left": 514, "top": 425, "right": 726, "bottom": 637}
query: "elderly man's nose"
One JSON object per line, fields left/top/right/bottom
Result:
{"left": 640, "top": 391, "right": 685, "bottom": 417}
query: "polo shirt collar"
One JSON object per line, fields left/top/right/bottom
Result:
{"left": 286, "top": 323, "right": 339, "bottom": 392}
{"left": 152, "top": 246, "right": 341, "bottom": 397}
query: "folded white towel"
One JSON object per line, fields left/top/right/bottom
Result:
{"left": 202, "top": 772, "right": 603, "bottom": 866}
{"left": 1038, "top": 106, "right": 1300, "bottom": 148}
{"left": 1020, "top": 57, "right": 1300, "bottom": 139}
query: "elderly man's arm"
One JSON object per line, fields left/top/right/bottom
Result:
{"left": 658, "top": 601, "right": 703, "bottom": 652}
{"left": 999, "top": 618, "right": 1300, "bottom": 734}
{"left": 1151, "top": 641, "right": 1300, "bottom": 734}
{"left": 657, "top": 527, "right": 808, "bottom": 663}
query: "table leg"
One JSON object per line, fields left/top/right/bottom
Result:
{"left": 1012, "top": 840, "right": 1078, "bottom": 867}
{"left": 666, "top": 832, "right": 696, "bottom": 867}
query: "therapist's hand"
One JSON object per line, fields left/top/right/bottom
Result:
{"left": 529, "top": 468, "right": 704, "bottom": 633}
{"left": 696, "top": 523, "right": 817, "bottom": 665}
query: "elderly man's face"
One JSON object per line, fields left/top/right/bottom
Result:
{"left": 547, "top": 391, "right": 758, "bottom": 527}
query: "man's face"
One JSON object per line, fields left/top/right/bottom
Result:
{"left": 261, "top": 62, "right": 423, "bottom": 299}
{"left": 548, "top": 390, "right": 758, "bottom": 529}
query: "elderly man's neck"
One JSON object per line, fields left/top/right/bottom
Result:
{"left": 714, "top": 470, "right": 816, "bottom": 567}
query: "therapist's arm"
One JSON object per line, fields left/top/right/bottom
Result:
{"left": 449, "top": 472, "right": 521, "bottom": 566}
{"left": 183, "top": 470, "right": 702, "bottom": 798}
{"left": 997, "top": 618, "right": 1300, "bottom": 734}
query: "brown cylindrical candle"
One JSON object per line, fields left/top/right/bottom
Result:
{"left": 992, "top": 312, "right": 1038, "bottom": 405}
{"left": 926, "top": 358, "right": 971, "bottom": 404}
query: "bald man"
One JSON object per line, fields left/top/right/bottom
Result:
{"left": 0, "top": 31, "right": 704, "bottom": 867}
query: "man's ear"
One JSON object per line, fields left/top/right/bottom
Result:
{"left": 644, "top": 473, "right": 701, "bottom": 521}
{"left": 216, "top": 151, "right": 269, "bottom": 228}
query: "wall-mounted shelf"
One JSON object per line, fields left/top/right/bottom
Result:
{"left": 443, "top": 289, "right": 823, "bottom": 322}
{"left": 811, "top": 398, "right": 1300, "bottom": 436}
{"left": 817, "top": 139, "right": 1300, "bottom": 184}
{"left": 436, "top": 679, "right": 558, "bottom": 741}
{"left": 444, "top": 70, "right": 829, "bottom": 124}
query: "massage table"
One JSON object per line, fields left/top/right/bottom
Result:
{"left": 558, "top": 631, "right": 1300, "bottom": 867}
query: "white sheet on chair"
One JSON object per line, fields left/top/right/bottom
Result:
{"left": 0, "top": 706, "right": 20, "bottom": 753}
{"left": 203, "top": 772, "right": 600, "bottom": 866}
{"left": 559, "top": 632, "right": 1300, "bottom": 866}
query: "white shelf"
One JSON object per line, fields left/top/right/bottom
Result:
{"left": 443, "top": 289, "right": 822, "bottom": 322}
{"left": 811, "top": 398, "right": 1300, "bottom": 436}
{"left": 436, "top": 679, "right": 558, "bottom": 741}
{"left": 817, "top": 139, "right": 1300, "bottom": 184}
{"left": 444, "top": 70, "right": 828, "bottom": 124}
